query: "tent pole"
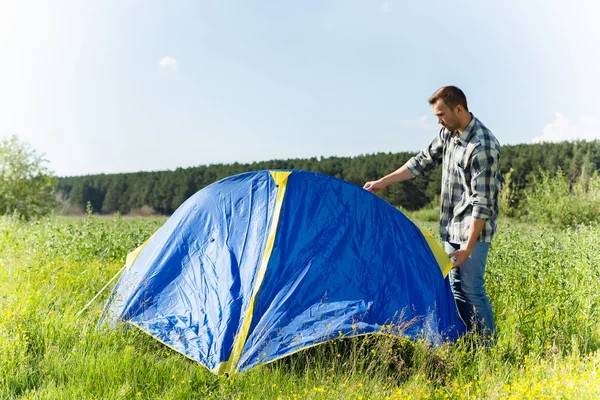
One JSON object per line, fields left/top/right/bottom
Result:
{"left": 76, "top": 264, "right": 126, "bottom": 318}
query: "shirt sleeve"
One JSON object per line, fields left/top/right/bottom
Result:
{"left": 469, "top": 146, "right": 500, "bottom": 220}
{"left": 405, "top": 129, "right": 445, "bottom": 178}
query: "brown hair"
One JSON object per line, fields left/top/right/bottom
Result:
{"left": 428, "top": 86, "right": 468, "bottom": 111}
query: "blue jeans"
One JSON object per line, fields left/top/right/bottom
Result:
{"left": 445, "top": 242, "right": 496, "bottom": 338}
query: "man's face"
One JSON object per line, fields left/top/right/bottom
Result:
{"left": 432, "top": 99, "right": 460, "bottom": 132}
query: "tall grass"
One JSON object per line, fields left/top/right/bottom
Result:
{"left": 2, "top": 213, "right": 600, "bottom": 399}
{"left": 401, "top": 196, "right": 440, "bottom": 223}
{"left": 523, "top": 168, "right": 600, "bottom": 228}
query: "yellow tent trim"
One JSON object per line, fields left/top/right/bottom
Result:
{"left": 418, "top": 228, "right": 453, "bottom": 278}
{"left": 125, "top": 232, "right": 156, "bottom": 271}
{"left": 214, "top": 170, "right": 292, "bottom": 375}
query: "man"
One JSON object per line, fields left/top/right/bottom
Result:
{"left": 363, "top": 86, "right": 501, "bottom": 339}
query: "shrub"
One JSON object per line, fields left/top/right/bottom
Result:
{"left": 524, "top": 168, "right": 600, "bottom": 228}
{"left": 0, "top": 135, "right": 58, "bottom": 220}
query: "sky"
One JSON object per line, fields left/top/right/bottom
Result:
{"left": 1, "top": 0, "right": 599, "bottom": 177}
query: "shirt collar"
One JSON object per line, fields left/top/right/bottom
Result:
{"left": 455, "top": 113, "right": 477, "bottom": 146}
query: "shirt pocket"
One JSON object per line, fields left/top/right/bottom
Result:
{"left": 454, "top": 150, "right": 470, "bottom": 190}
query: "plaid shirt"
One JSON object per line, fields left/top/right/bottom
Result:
{"left": 406, "top": 114, "right": 501, "bottom": 243}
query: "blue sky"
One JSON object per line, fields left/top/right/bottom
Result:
{"left": 1, "top": 0, "right": 599, "bottom": 177}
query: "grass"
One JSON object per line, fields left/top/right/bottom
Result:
{"left": 1, "top": 215, "right": 600, "bottom": 399}
{"left": 401, "top": 196, "right": 440, "bottom": 223}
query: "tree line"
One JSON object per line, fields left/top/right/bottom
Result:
{"left": 55, "top": 140, "right": 600, "bottom": 216}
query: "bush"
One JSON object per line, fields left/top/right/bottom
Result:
{"left": 0, "top": 135, "right": 58, "bottom": 220}
{"left": 524, "top": 168, "right": 600, "bottom": 228}
{"left": 499, "top": 168, "right": 521, "bottom": 219}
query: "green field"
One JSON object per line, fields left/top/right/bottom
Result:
{"left": 1, "top": 215, "right": 600, "bottom": 399}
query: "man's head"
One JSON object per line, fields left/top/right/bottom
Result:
{"left": 428, "top": 86, "right": 470, "bottom": 132}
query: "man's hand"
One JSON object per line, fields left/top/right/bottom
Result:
{"left": 363, "top": 180, "right": 387, "bottom": 194}
{"left": 450, "top": 218, "right": 485, "bottom": 267}
{"left": 448, "top": 248, "right": 472, "bottom": 267}
{"left": 363, "top": 165, "right": 413, "bottom": 194}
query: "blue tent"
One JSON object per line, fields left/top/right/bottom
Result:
{"left": 100, "top": 170, "right": 465, "bottom": 374}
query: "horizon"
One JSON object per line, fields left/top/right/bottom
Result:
{"left": 55, "top": 138, "right": 598, "bottom": 179}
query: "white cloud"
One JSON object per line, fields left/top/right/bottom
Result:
{"left": 380, "top": 3, "right": 390, "bottom": 12}
{"left": 159, "top": 56, "right": 178, "bottom": 69}
{"left": 532, "top": 113, "right": 600, "bottom": 143}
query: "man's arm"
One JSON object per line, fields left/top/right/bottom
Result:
{"left": 364, "top": 130, "right": 445, "bottom": 193}
{"left": 363, "top": 165, "right": 413, "bottom": 193}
